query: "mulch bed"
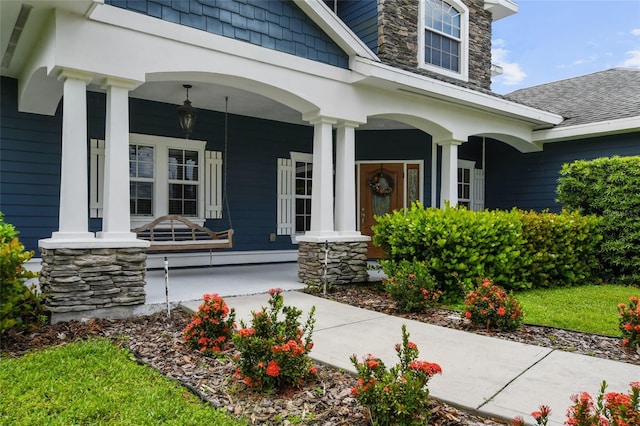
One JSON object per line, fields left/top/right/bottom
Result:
{"left": 2, "top": 284, "right": 637, "bottom": 425}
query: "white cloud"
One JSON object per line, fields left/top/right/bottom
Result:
{"left": 620, "top": 50, "right": 640, "bottom": 68}
{"left": 491, "top": 41, "right": 527, "bottom": 85}
{"left": 631, "top": 28, "right": 640, "bottom": 36}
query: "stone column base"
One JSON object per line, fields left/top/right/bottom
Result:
{"left": 39, "top": 245, "right": 147, "bottom": 323}
{"left": 298, "top": 240, "right": 369, "bottom": 285}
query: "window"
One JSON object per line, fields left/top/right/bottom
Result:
{"left": 90, "top": 134, "right": 223, "bottom": 227}
{"left": 277, "top": 152, "right": 313, "bottom": 240}
{"left": 129, "top": 144, "right": 155, "bottom": 216}
{"left": 419, "top": 0, "right": 468, "bottom": 81}
{"left": 457, "top": 159, "right": 484, "bottom": 211}
{"left": 294, "top": 158, "right": 313, "bottom": 233}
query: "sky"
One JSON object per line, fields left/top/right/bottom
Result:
{"left": 490, "top": 0, "right": 640, "bottom": 94}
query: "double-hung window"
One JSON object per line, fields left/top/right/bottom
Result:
{"left": 277, "top": 152, "right": 313, "bottom": 241}
{"left": 419, "top": 0, "right": 469, "bottom": 81}
{"left": 90, "top": 134, "right": 223, "bottom": 228}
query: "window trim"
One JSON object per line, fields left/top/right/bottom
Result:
{"left": 277, "top": 152, "right": 313, "bottom": 244}
{"left": 418, "top": 0, "right": 469, "bottom": 81}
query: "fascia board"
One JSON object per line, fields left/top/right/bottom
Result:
{"left": 484, "top": 0, "right": 518, "bottom": 21}
{"left": 352, "top": 57, "right": 563, "bottom": 127}
{"left": 88, "top": 4, "right": 353, "bottom": 84}
{"left": 533, "top": 116, "right": 640, "bottom": 144}
{"left": 292, "top": 0, "right": 379, "bottom": 61}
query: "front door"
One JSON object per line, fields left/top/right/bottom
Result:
{"left": 359, "top": 163, "right": 405, "bottom": 258}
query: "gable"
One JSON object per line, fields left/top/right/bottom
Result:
{"left": 105, "top": 0, "right": 349, "bottom": 68}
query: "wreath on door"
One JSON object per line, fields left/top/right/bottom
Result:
{"left": 368, "top": 172, "right": 393, "bottom": 196}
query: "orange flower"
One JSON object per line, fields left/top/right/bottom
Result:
{"left": 464, "top": 311, "right": 472, "bottom": 319}
{"left": 497, "top": 307, "right": 507, "bottom": 316}
{"left": 309, "top": 366, "right": 317, "bottom": 375}
{"left": 266, "top": 360, "right": 281, "bottom": 377}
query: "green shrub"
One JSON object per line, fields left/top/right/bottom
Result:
{"left": 557, "top": 156, "right": 640, "bottom": 283}
{"left": 517, "top": 209, "right": 602, "bottom": 288}
{"left": 350, "top": 324, "right": 442, "bottom": 426}
{"left": 233, "top": 289, "right": 316, "bottom": 391}
{"left": 380, "top": 260, "right": 442, "bottom": 312}
{"left": 183, "top": 293, "right": 236, "bottom": 355}
{"left": 373, "top": 202, "right": 528, "bottom": 298}
{"left": 0, "top": 214, "right": 45, "bottom": 335}
{"left": 618, "top": 296, "right": 640, "bottom": 353}
{"left": 464, "top": 279, "right": 524, "bottom": 331}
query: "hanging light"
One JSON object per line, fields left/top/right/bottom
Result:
{"left": 177, "top": 84, "right": 197, "bottom": 138}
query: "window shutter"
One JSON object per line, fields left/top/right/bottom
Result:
{"left": 277, "top": 158, "right": 293, "bottom": 235}
{"left": 473, "top": 168, "right": 485, "bottom": 212}
{"left": 89, "top": 139, "right": 105, "bottom": 218}
{"left": 205, "top": 150, "right": 223, "bottom": 219}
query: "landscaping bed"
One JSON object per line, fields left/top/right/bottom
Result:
{"left": 2, "top": 286, "right": 638, "bottom": 425}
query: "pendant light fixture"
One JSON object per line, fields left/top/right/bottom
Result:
{"left": 177, "top": 84, "right": 197, "bottom": 138}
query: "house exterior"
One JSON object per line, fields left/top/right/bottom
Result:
{"left": 1, "top": 0, "right": 636, "bottom": 321}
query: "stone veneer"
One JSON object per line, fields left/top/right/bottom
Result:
{"left": 298, "top": 241, "right": 369, "bottom": 285}
{"left": 377, "top": 0, "right": 493, "bottom": 91}
{"left": 39, "top": 247, "right": 147, "bottom": 323}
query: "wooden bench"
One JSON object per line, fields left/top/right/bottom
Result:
{"left": 132, "top": 215, "right": 233, "bottom": 253}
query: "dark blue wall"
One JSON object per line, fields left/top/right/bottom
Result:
{"left": 88, "top": 91, "right": 314, "bottom": 252}
{"left": 0, "top": 77, "right": 62, "bottom": 252}
{"left": 106, "top": 0, "right": 349, "bottom": 68}
{"left": 485, "top": 134, "right": 640, "bottom": 212}
{"left": 331, "top": 0, "right": 378, "bottom": 53}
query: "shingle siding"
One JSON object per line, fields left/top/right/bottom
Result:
{"left": 329, "top": 0, "right": 378, "bottom": 53}
{"left": 105, "top": 0, "right": 349, "bottom": 68}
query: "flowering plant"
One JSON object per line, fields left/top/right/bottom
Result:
{"left": 233, "top": 288, "right": 316, "bottom": 391}
{"left": 511, "top": 381, "right": 640, "bottom": 426}
{"left": 350, "top": 324, "right": 442, "bottom": 426}
{"left": 382, "top": 260, "right": 442, "bottom": 313}
{"left": 464, "top": 278, "right": 523, "bottom": 331}
{"left": 618, "top": 296, "right": 640, "bottom": 353}
{"left": 183, "top": 293, "right": 236, "bottom": 355}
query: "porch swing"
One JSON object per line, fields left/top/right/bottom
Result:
{"left": 132, "top": 96, "right": 234, "bottom": 253}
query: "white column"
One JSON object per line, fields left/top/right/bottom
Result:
{"left": 439, "top": 140, "right": 462, "bottom": 208}
{"left": 97, "top": 78, "right": 138, "bottom": 240}
{"left": 307, "top": 116, "right": 337, "bottom": 237}
{"left": 335, "top": 121, "right": 360, "bottom": 236}
{"left": 52, "top": 69, "right": 94, "bottom": 240}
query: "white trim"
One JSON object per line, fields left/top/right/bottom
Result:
{"left": 457, "top": 159, "right": 475, "bottom": 208}
{"left": 483, "top": 0, "right": 518, "bottom": 21}
{"left": 292, "top": 0, "right": 379, "bottom": 62}
{"left": 145, "top": 250, "right": 298, "bottom": 269}
{"left": 418, "top": 0, "right": 469, "bottom": 82}
{"left": 532, "top": 116, "right": 640, "bottom": 144}
{"left": 352, "top": 57, "right": 564, "bottom": 127}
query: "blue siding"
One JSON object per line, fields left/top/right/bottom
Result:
{"left": 0, "top": 77, "right": 62, "bottom": 253}
{"left": 355, "top": 129, "right": 434, "bottom": 205}
{"left": 485, "top": 134, "right": 640, "bottom": 212}
{"left": 105, "top": 0, "right": 349, "bottom": 68}
{"left": 330, "top": 0, "right": 378, "bottom": 53}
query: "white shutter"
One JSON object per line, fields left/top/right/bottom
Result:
{"left": 277, "top": 158, "right": 293, "bottom": 235}
{"left": 89, "top": 139, "right": 105, "bottom": 218}
{"left": 473, "top": 168, "right": 485, "bottom": 212}
{"left": 205, "top": 150, "right": 223, "bottom": 219}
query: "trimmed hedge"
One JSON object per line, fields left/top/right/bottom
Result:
{"left": 373, "top": 203, "right": 602, "bottom": 299}
{"left": 557, "top": 156, "right": 640, "bottom": 284}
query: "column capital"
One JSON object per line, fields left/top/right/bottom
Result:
{"left": 435, "top": 139, "right": 465, "bottom": 147}
{"left": 335, "top": 120, "right": 363, "bottom": 129}
{"left": 57, "top": 68, "right": 94, "bottom": 83}
{"left": 302, "top": 111, "right": 338, "bottom": 126}
{"left": 101, "top": 76, "right": 141, "bottom": 91}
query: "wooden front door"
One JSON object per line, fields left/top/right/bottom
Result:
{"left": 359, "top": 163, "right": 405, "bottom": 258}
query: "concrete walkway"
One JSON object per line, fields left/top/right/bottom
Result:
{"left": 145, "top": 263, "right": 639, "bottom": 425}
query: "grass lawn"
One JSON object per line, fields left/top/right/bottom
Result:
{"left": 0, "top": 338, "right": 246, "bottom": 426}
{"left": 515, "top": 284, "right": 639, "bottom": 336}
